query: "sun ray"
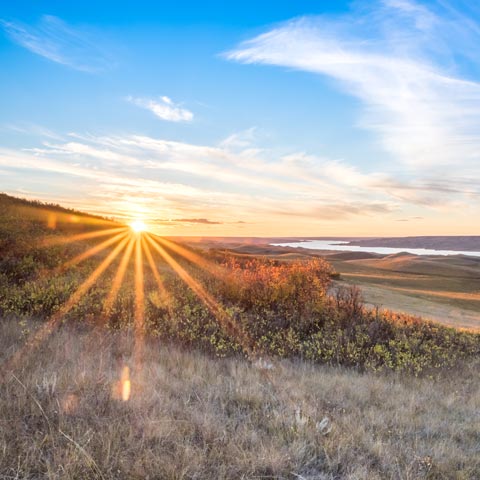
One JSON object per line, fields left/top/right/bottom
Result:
{"left": 154, "top": 236, "right": 226, "bottom": 279}
{"left": 40, "top": 226, "right": 128, "bottom": 249}
{"left": 142, "top": 236, "right": 170, "bottom": 306}
{"left": 3, "top": 235, "right": 130, "bottom": 372}
{"left": 145, "top": 234, "right": 253, "bottom": 356}
{"left": 148, "top": 238, "right": 302, "bottom": 413}
{"left": 57, "top": 230, "right": 129, "bottom": 272}
{"left": 101, "top": 237, "right": 136, "bottom": 320}
{"left": 133, "top": 235, "right": 145, "bottom": 368}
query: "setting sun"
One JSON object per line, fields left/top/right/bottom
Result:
{"left": 130, "top": 220, "right": 146, "bottom": 233}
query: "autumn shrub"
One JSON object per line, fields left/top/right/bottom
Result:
{"left": 217, "top": 256, "right": 332, "bottom": 317}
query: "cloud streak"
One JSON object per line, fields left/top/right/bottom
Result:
{"left": 154, "top": 218, "right": 223, "bottom": 226}
{"left": 226, "top": 0, "right": 480, "bottom": 168}
{"left": 127, "top": 96, "right": 193, "bottom": 122}
{"left": 1, "top": 15, "right": 113, "bottom": 72}
{"left": 2, "top": 125, "right": 479, "bottom": 234}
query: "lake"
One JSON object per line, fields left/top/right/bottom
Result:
{"left": 270, "top": 240, "right": 480, "bottom": 257}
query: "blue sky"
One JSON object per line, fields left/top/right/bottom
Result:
{"left": 1, "top": 0, "right": 479, "bottom": 235}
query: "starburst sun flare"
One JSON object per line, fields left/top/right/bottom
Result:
{"left": 3, "top": 205, "right": 254, "bottom": 398}
{"left": 129, "top": 220, "right": 147, "bottom": 233}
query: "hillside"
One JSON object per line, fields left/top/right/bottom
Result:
{"left": 1, "top": 194, "right": 480, "bottom": 479}
{"left": 353, "top": 252, "right": 480, "bottom": 277}
{"left": 2, "top": 193, "right": 478, "bottom": 373}
{"left": 2, "top": 318, "right": 479, "bottom": 480}
{"left": 204, "top": 240, "right": 480, "bottom": 330}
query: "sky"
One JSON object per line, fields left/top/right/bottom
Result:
{"left": 1, "top": 0, "right": 480, "bottom": 236}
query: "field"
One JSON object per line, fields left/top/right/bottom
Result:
{"left": 198, "top": 240, "right": 480, "bottom": 331}
{"left": 1, "top": 193, "right": 480, "bottom": 479}
{"left": 329, "top": 253, "right": 480, "bottom": 331}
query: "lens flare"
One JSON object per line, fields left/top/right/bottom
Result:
{"left": 4, "top": 234, "right": 129, "bottom": 371}
{"left": 40, "top": 227, "right": 126, "bottom": 249}
{"left": 121, "top": 366, "right": 131, "bottom": 401}
{"left": 102, "top": 237, "right": 135, "bottom": 319}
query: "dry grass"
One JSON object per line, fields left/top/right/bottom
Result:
{"left": 1, "top": 319, "right": 479, "bottom": 480}
{"left": 336, "top": 282, "right": 480, "bottom": 332}
{"left": 328, "top": 255, "right": 480, "bottom": 313}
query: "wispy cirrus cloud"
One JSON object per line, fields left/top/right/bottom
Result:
{"left": 0, "top": 15, "right": 113, "bottom": 72}
{"left": 219, "top": 127, "right": 258, "bottom": 149}
{"left": 226, "top": 0, "right": 480, "bottom": 168}
{"left": 127, "top": 96, "right": 194, "bottom": 122}
{"left": 154, "top": 218, "right": 223, "bottom": 226}
{"left": 175, "top": 218, "right": 222, "bottom": 224}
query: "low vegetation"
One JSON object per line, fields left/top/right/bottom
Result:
{"left": 1, "top": 193, "right": 479, "bottom": 478}
{"left": 0, "top": 194, "right": 479, "bottom": 375}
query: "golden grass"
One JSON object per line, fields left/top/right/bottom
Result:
{"left": 339, "top": 274, "right": 480, "bottom": 302}
{"left": 340, "top": 272, "right": 424, "bottom": 281}
{"left": 337, "top": 282, "right": 480, "bottom": 332}
{"left": 386, "top": 286, "right": 480, "bottom": 302}
{"left": 326, "top": 254, "right": 480, "bottom": 329}
{"left": 1, "top": 319, "right": 479, "bottom": 479}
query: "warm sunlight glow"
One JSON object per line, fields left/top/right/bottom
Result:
{"left": 130, "top": 220, "right": 146, "bottom": 233}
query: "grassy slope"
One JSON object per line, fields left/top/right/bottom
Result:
{"left": 1, "top": 319, "right": 479, "bottom": 480}
{"left": 329, "top": 254, "right": 480, "bottom": 330}
{"left": 1, "top": 194, "right": 480, "bottom": 478}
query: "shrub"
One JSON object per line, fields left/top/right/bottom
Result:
{"left": 1, "top": 194, "right": 479, "bottom": 374}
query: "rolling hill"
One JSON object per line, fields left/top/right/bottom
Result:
{"left": 1, "top": 193, "right": 479, "bottom": 479}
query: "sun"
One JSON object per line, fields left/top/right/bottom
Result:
{"left": 129, "top": 220, "right": 147, "bottom": 233}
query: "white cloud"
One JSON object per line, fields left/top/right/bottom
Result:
{"left": 127, "top": 96, "right": 193, "bottom": 122}
{"left": 0, "top": 15, "right": 113, "bottom": 72}
{"left": 219, "top": 127, "right": 258, "bottom": 149}
{"left": 226, "top": 1, "right": 480, "bottom": 169}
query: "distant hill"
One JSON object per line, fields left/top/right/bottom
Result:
{"left": 349, "top": 236, "right": 480, "bottom": 251}
{"left": 324, "top": 251, "right": 380, "bottom": 261}
{"left": 351, "top": 252, "right": 480, "bottom": 278}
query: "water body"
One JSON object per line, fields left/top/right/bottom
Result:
{"left": 271, "top": 240, "right": 480, "bottom": 258}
